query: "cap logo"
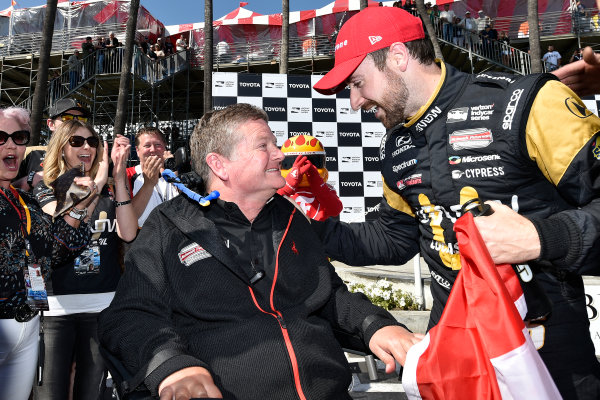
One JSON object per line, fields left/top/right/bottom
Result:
{"left": 369, "top": 36, "right": 382, "bottom": 45}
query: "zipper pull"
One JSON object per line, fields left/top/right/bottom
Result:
{"left": 276, "top": 314, "right": 287, "bottom": 329}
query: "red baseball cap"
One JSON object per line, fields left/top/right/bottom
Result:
{"left": 314, "top": 7, "right": 424, "bottom": 95}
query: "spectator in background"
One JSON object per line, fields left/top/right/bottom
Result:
{"left": 439, "top": 4, "right": 456, "bottom": 42}
{"left": 476, "top": 10, "right": 489, "bottom": 33}
{"left": 80, "top": 36, "right": 95, "bottom": 79}
{"left": 176, "top": 36, "right": 188, "bottom": 52}
{"left": 570, "top": 47, "right": 584, "bottom": 63}
{"left": 217, "top": 40, "right": 231, "bottom": 63}
{"left": 126, "top": 126, "right": 179, "bottom": 228}
{"left": 543, "top": 45, "right": 562, "bottom": 71}
{"left": 12, "top": 99, "right": 91, "bottom": 192}
{"left": 95, "top": 37, "right": 106, "bottom": 74}
{"left": 164, "top": 39, "right": 174, "bottom": 56}
{"left": 67, "top": 50, "right": 80, "bottom": 90}
{"left": 104, "top": 32, "right": 119, "bottom": 71}
{"left": 499, "top": 30, "right": 511, "bottom": 65}
{"left": 458, "top": 10, "right": 478, "bottom": 48}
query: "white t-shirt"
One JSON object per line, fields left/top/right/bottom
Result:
{"left": 543, "top": 51, "right": 561, "bottom": 66}
{"left": 132, "top": 164, "right": 180, "bottom": 227}
{"left": 440, "top": 10, "right": 456, "bottom": 24}
{"left": 176, "top": 37, "right": 187, "bottom": 51}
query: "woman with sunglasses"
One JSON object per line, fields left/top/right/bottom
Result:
{"left": 0, "top": 107, "right": 92, "bottom": 400}
{"left": 32, "top": 120, "right": 137, "bottom": 400}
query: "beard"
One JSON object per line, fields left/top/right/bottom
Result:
{"left": 370, "top": 69, "right": 410, "bottom": 129}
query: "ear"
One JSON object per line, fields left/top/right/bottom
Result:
{"left": 387, "top": 42, "right": 410, "bottom": 72}
{"left": 206, "top": 152, "right": 228, "bottom": 181}
{"left": 47, "top": 119, "right": 55, "bottom": 130}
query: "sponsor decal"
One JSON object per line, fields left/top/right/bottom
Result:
{"left": 291, "top": 106, "right": 301, "bottom": 113}
{"left": 215, "top": 81, "right": 225, "bottom": 87}
{"left": 288, "top": 83, "right": 310, "bottom": 89}
{"left": 265, "top": 82, "right": 275, "bottom": 88}
{"left": 366, "top": 203, "right": 381, "bottom": 214}
{"left": 339, "top": 131, "right": 361, "bottom": 138}
{"left": 335, "top": 39, "right": 348, "bottom": 52}
{"left": 369, "top": 35, "right": 382, "bottom": 45}
{"left": 396, "top": 135, "right": 412, "bottom": 147}
{"left": 365, "top": 131, "right": 380, "bottom": 138}
{"left": 415, "top": 106, "right": 442, "bottom": 132}
{"left": 593, "top": 139, "right": 600, "bottom": 160}
{"left": 502, "top": 89, "right": 523, "bottom": 130}
{"left": 430, "top": 270, "right": 452, "bottom": 289}
{"left": 391, "top": 144, "right": 416, "bottom": 157}
{"left": 565, "top": 97, "right": 594, "bottom": 118}
{"left": 239, "top": 82, "right": 261, "bottom": 88}
{"left": 326, "top": 156, "right": 337, "bottom": 162}
{"left": 342, "top": 206, "right": 363, "bottom": 214}
{"left": 476, "top": 73, "right": 515, "bottom": 83}
{"left": 341, "top": 155, "right": 361, "bottom": 163}
{"left": 392, "top": 159, "right": 417, "bottom": 172}
{"left": 340, "top": 181, "right": 362, "bottom": 187}
{"left": 364, "top": 156, "right": 379, "bottom": 162}
{"left": 449, "top": 128, "right": 493, "bottom": 150}
{"left": 178, "top": 243, "right": 212, "bottom": 266}
{"left": 366, "top": 180, "right": 382, "bottom": 187}
{"left": 447, "top": 107, "right": 469, "bottom": 123}
{"left": 448, "top": 154, "right": 501, "bottom": 164}
{"left": 430, "top": 240, "right": 459, "bottom": 254}
{"left": 379, "top": 133, "right": 387, "bottom": 160}
{"left": 214, "top": 105, "right": 227, "bottom": 110}
{"left": 289, "top": 131, "right": 311, "bottom": 136}
{"left": 314, "top": 107, "right": 335, "bottom": 113}
{"left": 340, "top": 107, "right": 351, "bottom": 114}
{"left": 451, "top": 166, "right": 505, "bottom": 179}
{"left": 470, "top": 104, "right": 494, "bottom": 121}
{"left": 264, "top": 106, "right": 286, "bottom": 112}
{"left": 396, "top": 173, "right": 422, "bottom": 190}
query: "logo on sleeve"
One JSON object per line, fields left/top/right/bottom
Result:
{"left": 565, "top": 97, "right": 594, "bottom": 119}
{"left": 593, "top": 138, "right": 600, "bottom": 160}
{"left": 178, "top": 243, "right": 212, "bottom": 266}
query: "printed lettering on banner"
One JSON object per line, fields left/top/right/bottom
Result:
{"left": 263, "top": 97, "right": 288, "bottom": 122}
{"left": 336, "top": 98, "right": 361, "bottom": 123}
{"left": 449, "top": 128, "right": 493, "bottom": 150}
{"left": 360, "top": 106, "right": 379, "bottom": 123}
{"left": 339, "top": 196, "right": 365, "bottom": 223}
{"left": 312, "top": 122, "right": 338, "bottom": 148}
{"left": 287, "top": 97, "right": 312, "bottom": 122}
{"left": 262, "top": 73, "right": 287, "bottom": 98}
{"left": 338, "top": 172, "right": 364, "bottom": 197}
{"left": 212, "top": 97, "right": 237, "bottom": 111}
{"left": 363, "top": 147, "right": 381, "bottom": 171}
{"left": 338, "top": 146, "right": 364, "bottom": 172}
{"left": 213, "top": 72, "right": 238, "bottom": 97}
{"left": 287, "top": 75, "right": 312, "bottom": 98}
{"left": 238, "top": 74, "right": 262, "bottom": 97}
{"left": 325, "top": 146, "right": 339, "bottom": 172}
{"left": 313, "top": 98, "right": 337, "bottom": 122}
{"left": 364, "top": 171, "right": 384, "bottom": 198}
{"left": 361, "top": 122, "right": 386, "bottom": 147}
{"left": 268, "top": 121, "right": 288, "bottom": 146}
{"left": 337, "top": 122, "right": 362, "bottom": 147}
{"left": 584, "top": 284, "right": 600, "bottom": 356}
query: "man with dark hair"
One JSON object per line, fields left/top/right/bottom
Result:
{"left": 126, "top": 126, "right": 179, "bottom": 228}
{"left": 81, "top": 36, "right": 95, "bottom": 79}
{"left": 99, "top": 103, "right": 423, "bottom": 399}
{"left": 13, "top": 98, "right": 90, "bottom": 191}
{"left": 313, "top": 6, "right": 600, "bottom": 399}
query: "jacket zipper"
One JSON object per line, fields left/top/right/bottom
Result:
{"left": 248, "top": 209, "right": 307, "bottom": 400}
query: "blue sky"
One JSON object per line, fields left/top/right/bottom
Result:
{"left": 10, "top": 1, "right": 334, "bottom": 26}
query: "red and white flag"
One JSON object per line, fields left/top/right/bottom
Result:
{"left": 402, "top": 212, "right": 561, "bottom": 399}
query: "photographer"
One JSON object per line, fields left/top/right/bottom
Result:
{"left": 126, "top": 127, "right": 180, "bottom": 227}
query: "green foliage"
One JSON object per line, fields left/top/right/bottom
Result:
{"left": 347, "top": 279, "right": 420, "bottom": 311}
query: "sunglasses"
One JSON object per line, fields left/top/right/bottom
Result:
{"left": 0, "top": 130, "right": 30, "bottom": 146}
{"left": 68, "top": 135, "right": 99, "bottom": 148}
{"left": 59, "top": 114, "right": 89, "bottom": 123}
{"left": 281, "top": 154, "right": 326, "bottom": 170}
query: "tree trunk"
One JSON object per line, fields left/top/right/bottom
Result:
{"left": 114, "top": 0, "right": 140, "bottom": 136}
{"left": 360, "top": 0, "right": 368, "bottom": 9}
{"left": 30, "top": 0, "right": 58, "bottom": 145}
{"left": 279, "top": 0, "right": 289, "bottom": 74}
{"left": 416, "top": 0, "right": 443, "bottom": 61}
{"left": 203, "top": 0, "right": 213, "bottom": 114}
{"left": 528, "top": 0, "right": 542, "bottom": 73}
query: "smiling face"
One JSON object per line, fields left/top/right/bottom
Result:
{"left": 220, "top": 119, "right": 285, "bottom": 201}
{"left": 0, "top": 116, "right": 27, "bottom": 188}
{"left": 63, "top": 126, "right": 97, "bottom": 174}
{"left": 136, "top": 133, "right": 166, "bottom": 166}
{"left": 347, "top": 54, "right": 410, "bottom": 129}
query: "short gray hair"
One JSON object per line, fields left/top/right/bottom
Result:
{"left": 190, "top": 103, "right": 269, "bottom": 186}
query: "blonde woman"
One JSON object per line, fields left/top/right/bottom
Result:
{"left": 32, "top": 120, "right": 137, "bottom": 400}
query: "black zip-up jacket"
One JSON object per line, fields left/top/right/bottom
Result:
{"left": 313, "top": 63, "right": 600, "bottom": 398}
{"left": 99, "top": 194, "right": 402, "bottom": 399}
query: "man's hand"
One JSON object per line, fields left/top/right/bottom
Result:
{"left": 368, "top": 325, "right": 424, "bottom": 373}
{"left": 142, "top": 155, "right": 163, "bottom": 187}
{"left": 158, "top": 367, "right": 222, "bottom": 400}
{"left": 552, "top": 46, "right": 600, "bottom": 97}
{"left": 473, "top": 201, "right": 541, "bottom": 265}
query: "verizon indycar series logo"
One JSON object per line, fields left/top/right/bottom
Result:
{"left": 396, "top": 174, "right": 422, "bottom": 190}
{"left": 449, "top": 128, "right": 493, "bottom": 150}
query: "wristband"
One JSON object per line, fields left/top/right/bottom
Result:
{"left": 114, "top": 199, "right": 132, "bottom": 207}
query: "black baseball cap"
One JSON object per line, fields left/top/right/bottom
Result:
{"left": 48, "top": 98, "right": 90, "bottom": 119}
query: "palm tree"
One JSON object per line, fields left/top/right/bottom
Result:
{"left": 528, "top": 0, "right": 542, "bottom": 73}
{"left": 114, "top": 0, "right": 140, "bottom": 137}
{"left": 360, "top": 0, "right": 368, "bottom": 9}
{"left": 204, "top": 0, "right": 213, "bottom": 114}
{"left": 280, "top": 0, "right": 289, "bottom": 74}
{"left": 30, "top": 0, "right": 58, "bottom": 145}
{"left": 416, "top": 0, "right": 443, "bottom": 60}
